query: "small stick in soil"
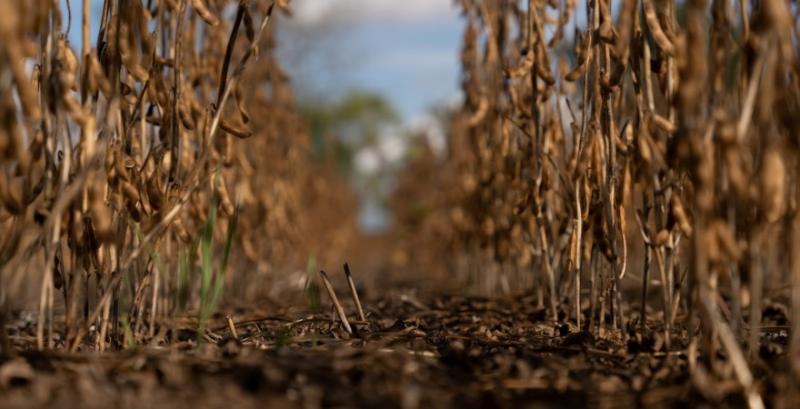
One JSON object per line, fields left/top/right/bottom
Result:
{"left": 343, "top": 263, "right": 366, "bottom": 322}
{"left": 226, "top": 315, "right": 239, "bottom": 339}
{"left": 319, "top": 270, "right": 353, "bottom": 334}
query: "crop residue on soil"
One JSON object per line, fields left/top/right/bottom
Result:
{"left": 1, "top": 292, "right": 797, "bottom": 408}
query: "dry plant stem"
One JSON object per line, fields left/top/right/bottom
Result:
{"left": 343, "top": 263, "right": 366, "bottom": 322}
{"left": 641, "top": 31, "right": 656, "bottom": 112}
{"left": 574, "top": 180, "right": 582, "bottom": 329}
{"left": 736, "top": 52, "right": 765, "bottom": 143}
{"left": 739, "top": 0, "right": 750, "bottom": 41}
{"left": 216, "top": 2, "right": 247, "bottom": 106}
{"left": 793, "top": 202, "right": 800, "bottom": 375}
{"left": 226, "top": 315, "right": 239, "bottom": 339}
{"left": 539, "top": 223, "right": 558, "bottom": 321}
{"left": 318, "top": 270, "right": 352, "bottom": 335}
{"left": 589, "top": 248, "right": 597, "bottom": 332}
{"left": 98, "top": 294, "right": 112, "bottom": 351}
{"left": 208, "top": 2, "right": 274, "bottom": 140}
{"left": 170, "top": 0, "right": 187, "bottom": 183}
{"left": 654, "top": 246, "right": 671, "bottom": 348}
{"left": 67, "top": 2, "right": 277, "bottom": 351}
{"left": 748, "top": 230, "right": 764, "bottom": 358}
{"left": 0, "top": 299, "right": 10, "bottom": 356}
{"left": 149, "top": 262, "right": 160, "bottom": 339}
{"left": 642, "top": 241, "right": 652, "bottom": 331}
{"left": 37, "top": 244, "right": 55, "bottom": 350}
{"left": 599, "top": 261, "right": 607, "bottom": 336}
{"left": 133, "top": 273, "right": 149, "bottom": 338}
{"left": 35, "top": 23, "right": 55, "bottom": 351}
{"left": 701, "top": 294, "right": 765, "bottom": 409}
{"left": 70, "top": 185, "right": 195, "bottom": 351}
{"left": 81, "top": 0, "right": 90, "bottom": 104}
{"left": 642, "top": 0, "right": 674, "bottom": 56}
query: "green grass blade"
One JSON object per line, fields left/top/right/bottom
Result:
{"left": 210, "top": 204, "right": 239, "bottom": 312}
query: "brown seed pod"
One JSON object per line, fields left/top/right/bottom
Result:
{"left": 121, "top": 180, "right": 140, "bottom": 204}
{"left": 725, "top": 150, "right": 749, "bottom": 199}
{"left": 192, "top": 0, "right": 220, "bottom": 27}
{"left": 87, "top": 52, "right": 112, "bottom": 96}
{"left": 670, "top": 195, "right": 692, "bottom": 237}
{"left": 104, "top": 16, "right": 120, "bottom": 59}
{"left": 127, "top": 202, "right": 142, "bottom": 222}
{"left": 157, "top": 154, "right": 171, "bottom": 185}
{"left": 482, "top": 217, "right": 495, "bottom": 236}
{"left": 505, "top": 49, "right": 534, "bottom": 79}
{"left": 710, "top": 220, "right": 741, "bottom": 262}
{"left": 217, "top": 177, "right": 235, "bottom": 217}
{"left": 118, "top": 21, "right": 149, "bottom": 82}
{"left": 642, "top": 0, "right": 675, "bottom": 56}
{"left": 655, "top": 229, "right": 670, "bottom": 246}
{"left": 56, "top": 38, "right": 79, "bottom": 92}
{"left": 466, "top": 96, "right": 488, "bottom": 127}
{"left": 147, "top": 178, "right": 164, "bottom": 212}
{"left": 534, "top": 48, "right": 555, "bottom": 85}
{"left": 219, "top": 117, "right": 252, "bottom": 139}
{"left": 114, "top": 154, "right": 135, "bottom": 183}
{"left": 636, "top": 134, "right": 653, "bottom": 164}
{"left": 173, "top": 215, "right": 192, "bottom": 243}
{"left": 0, "top": 172, "right": 23, "bottom": 214}
{"left": 598, "top": 15, "right": 616, "bottom": 44}
{"left": 179, "top": 101, "right": 196, "bottom": 130}
{"left": 0, "top": 128, "right": 8, "bottom": 158}
{"left": 564, "top": 33, "right": 592, "bottom": 82}
{"left": 120, "top": 80, "right": 138, "bottom": 107}
{"left": 222, "top": 134, "right": 235, "bottom": 167}
{"left": 759, "top": 148, "right": 786, "bottom": 223}
{"left": 234, "top": 82, "right": 251, "bottom": 124}
{"left": 90, "top": 199, "right": 114, "bottom": 243}
{"left": 649, "top": 112, "right": 676, "bottom": 134}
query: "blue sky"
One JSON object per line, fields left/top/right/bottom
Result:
{"left": 276, "top": 0, "right": 463, "bottom": 122}
{"left": 338, "top": 19, "right": 462, "bottom": 121}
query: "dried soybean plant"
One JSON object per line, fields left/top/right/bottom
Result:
{"left": 396, "top": 0, "right": 799, "bottom": 402}
{"left": 0, "top": 0, "right": 354, "bottom": 351}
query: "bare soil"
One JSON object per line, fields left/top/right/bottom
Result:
{"left": 0, "top": 291, "right": 796, "bottom": 408}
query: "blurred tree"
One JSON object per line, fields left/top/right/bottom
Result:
{"left": 298, "top": 90, "right": 398, "bottom": 168}
{"left": 296, "top": 90, "right": 402, "bottom": 231}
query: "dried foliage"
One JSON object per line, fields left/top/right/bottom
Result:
{"left": 2, "top": 0, "right": 800, "bottom": 404}
{"left": 1, "top": 292, "right": 760, "bottom": 409}
{"left": 0, "top": 0, "right": 355, "bottom": 352}
{"left": 395, "top": 0, "right": 800, "bottom": 404}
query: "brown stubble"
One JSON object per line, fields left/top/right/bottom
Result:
{"left": 390, "top": 0, "right": 800, "bottom": 404}
{"left": 0, "top": 0, "right": 358, "bottom": 352}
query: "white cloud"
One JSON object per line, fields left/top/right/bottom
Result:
{"left": 410, "top": 114, "right": 448, "bottom": 157}
{"left": 370, "top": 47, "right": 457, "bottom": 73}
{"left": 378, "top": 128, "right": 407, "bottom": 163}
{"left": 354, "top": 147, "right": 381, "bottom": 175}
{"left": 289, "top": 0, "right": 456, "bottom": 26}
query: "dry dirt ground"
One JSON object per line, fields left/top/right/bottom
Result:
{"left": 0, "top": 291, "right": 797, "bottom": 409}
